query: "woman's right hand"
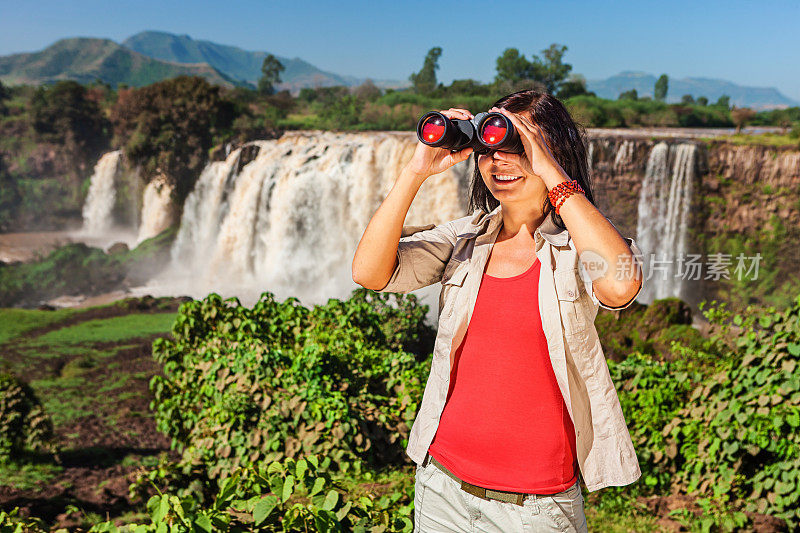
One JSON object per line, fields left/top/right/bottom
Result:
{"left": 404, "top": 108, "right": 475, "bottom": 180}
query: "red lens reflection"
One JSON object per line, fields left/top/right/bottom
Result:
{"left": 421, "top": 116, "right": 445, "bottom": 143}
{"left": 481, "top": 117, "right": 507, "bottom": 145}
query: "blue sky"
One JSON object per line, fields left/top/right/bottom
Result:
{"left": 1, "top": 0, "right": 798, "bottom": 101}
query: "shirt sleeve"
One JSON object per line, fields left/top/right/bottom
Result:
{"left": 584, "top": 236, "right": 645, "bottom": 311}
{"left": 376, "top": 221, "right": 458, "bottom": 294}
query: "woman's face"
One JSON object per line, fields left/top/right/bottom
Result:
{"left": 477, "top": 110, "right": 547, "bottom": 206}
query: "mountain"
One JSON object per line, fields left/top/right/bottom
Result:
{"left": 122, "top": 31, "right": 345, "bottom": 90}
{"left": 0, "top": 37, "right": 238, "bottom": 88}
{"left": 587, "top": 71, "right": 798, "bottom": 110}
{"left": 122, "top": 31, "right": 407, "bottom": 91}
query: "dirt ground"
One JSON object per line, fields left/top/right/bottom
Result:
{"left": 0, "top": 296, "right": 187, "bottom": 528}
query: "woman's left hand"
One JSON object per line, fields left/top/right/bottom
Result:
{"left": 489, "top": 106, "right": 569, "bottom": 185}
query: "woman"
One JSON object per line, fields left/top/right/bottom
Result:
{"left": 352, "top": 90, "right": 644, "bottom": 532}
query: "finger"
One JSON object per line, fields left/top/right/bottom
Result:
{"left": 441, "top": 109, "right": 472, "bottom": 120}
{"left": 450, "top": 108, "right": 474, "bottom": 118}
{"left": 444, "top": 147, "right": 473, "bottom": 166}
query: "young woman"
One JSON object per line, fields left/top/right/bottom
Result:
{"left": 352, "top": 90, "right": 644, "bottom": 532}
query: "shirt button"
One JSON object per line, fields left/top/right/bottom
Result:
{"left": 567, "top": 290, "right": 575, "bottom": 297}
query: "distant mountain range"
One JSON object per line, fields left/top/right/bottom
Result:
{"left": 0, "top": 31, "right": 407, "bottom": 93}
{"left": 0, "top": 32, "right": 795, "bottom": 109}
{"left": 586, "top": 71, "right": 798, "bottom": 110}
{"left": 0, "top": 37, "right": 239, "bottom": 88}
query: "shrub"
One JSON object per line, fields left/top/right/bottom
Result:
{"left": 150, "top": 289, "right": 435, "bottom": 487}
{"left": 0, "top": 372, "right": 55, "bottom": 460}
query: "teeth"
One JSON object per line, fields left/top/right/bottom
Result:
{"left": 494, "top": 174, "right": 522, "bottom": 181}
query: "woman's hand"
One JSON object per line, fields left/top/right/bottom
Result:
{"left": 404, "top": 108, "right": 474, "bottom": 181}
{"left": 489, "top": 106, "right": 570, "bottom": 186}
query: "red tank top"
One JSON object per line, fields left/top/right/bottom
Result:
{"left": 428, "top": 256, "right": 578, "bottom": 494}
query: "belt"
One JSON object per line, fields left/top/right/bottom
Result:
{"left": 422, "top": 453, "right": 536, "bottom": 506}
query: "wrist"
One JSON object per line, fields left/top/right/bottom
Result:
{"left": 400, "top": 165, "right": 429, "bottom": 185}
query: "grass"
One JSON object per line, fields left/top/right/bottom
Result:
{"left": 0, "top": 460, "right": 63, "bottom": 491}
{"left": 700, "top": 132, "right": 800, "bottom": 147}
{"left": 0, "top": 307, "right": 78, "bottom": 344}
{"left": 1, "top": 302, "right": 177, "bottom": 429}
{"left": 29, "top": 312, "right": 176, "bottom": 346}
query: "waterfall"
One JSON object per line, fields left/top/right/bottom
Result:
{"left": 139, "top": 131, "right": 472, "bottom": 320}
{"left": 635, "top": 142, "right": 698, "bottom": 303}
{"left": 137, "top": 176, "right": 177, "bottom": 244}
{"left": 81, "top": 150, "right": 122, "bottom": 235}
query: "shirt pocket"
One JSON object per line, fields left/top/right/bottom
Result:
{"left": 439, "top": 260, "right": 468, "bottom": 319}
{"left": 554, "top": 268, "right": 589, "bottom": 334}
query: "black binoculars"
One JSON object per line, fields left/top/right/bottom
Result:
{"left": 416, "top": 111, "right": 524, "bottom": 155}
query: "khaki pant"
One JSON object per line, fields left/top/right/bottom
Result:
{"left": 414, "top": 454, "right": 589, "bottom": 532}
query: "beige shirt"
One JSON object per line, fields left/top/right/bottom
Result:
{"left": 378, "top": 204, "right": 644, "bottom": 492}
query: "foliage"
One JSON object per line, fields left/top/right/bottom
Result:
{"left": 149, "top": 289, "right": 435, "bottom": 489}
{"left": 0, "top": 372, "right": 55, "bottom": 460}
{"left": 0, "top": 226, "right": 178, "bottom": 308}
{"left": 495, "top": 44, "right": 572, "bottom": 94}
{"left": 72, "top": 453, "right": 412, "bottom": 532}
{"left": 654, "top": 74, "right": 668, "bottom": 102}
{"left": 30, "top": 80, "right": 111, "bottom": 173}
{"left": 258, "top": 55, "right": 285, "bottom": 96}
{"left": 109, "top": 76, "right": 236, "bottom": 202}
{"left": 409, "top": 47, "right": 442, "bottom": 95}
{"left": 653, "top": 298, "right": 800, "bottom": 529}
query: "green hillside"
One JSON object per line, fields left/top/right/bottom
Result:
{"left": 0, "top": 37, "right": 239, "bottom": 88}
{"left": 122, "top": 30, "right": 357, "bottom": 89}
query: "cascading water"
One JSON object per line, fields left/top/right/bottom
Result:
{"left": 140, "top": 131, "right": 473, "bottom": 324}
{"left": 137, "top": 176, "right": 177, "bottom": 244}
{"left": 81, "top": 150, "right": 122, "bottom": 235}
{"left": 635, "top": 142, "right": 698, "bottom": 303}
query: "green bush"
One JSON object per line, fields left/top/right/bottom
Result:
{"left": 653, "top": 298, "right": 800, "bottom": 529}
{"left": 150, "top": 289, "right": 434, "bottom": 486}
{"left": 0, "top": 372, "right": 54, "bottom": 460}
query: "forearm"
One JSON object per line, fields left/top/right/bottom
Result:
{"left": 352, "top": 166, "right": 426, "bottom": 290}
{"left": 544, "top": 170, "right": 642, "bottom": 306}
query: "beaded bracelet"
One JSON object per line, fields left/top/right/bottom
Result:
{"left": 548, "top": 179, "right": 585, "bottom": 215}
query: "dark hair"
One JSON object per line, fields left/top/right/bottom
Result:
{"left": 467, "top": 89, "right": 595, "bottom": 231}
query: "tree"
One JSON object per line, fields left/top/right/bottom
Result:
{"left": 731, "top": 106, "right": 757, "bottom": 133}
{"left": 31, "top": 80, "right": 109, "bottom": 174}
{"left": 0, "top": 80, "right": 9, "bottom": 115}
{"left": 409, "top": 47, "right": 442, "bottom": 95}
{"left": 618, "top": 89, "right": 638, "bottom": 101}
{"left": 352, "top": 79, "right": 381, "bottom": 101}
{"left": 495, "top": 48, "right": 531, "bottom": 84}
{"left": 696, "top": 96, "right": 708, "bottom": 106}
{"left": 654, "top": 74, "right": 668, "bottom": 102}
{"left": 495, "top": 44, "right": 572, "bottom": 94}
{"left": 532, "top": 44, "right": 572, "bottom": 94}
{"left": 715, "top": 95, "right": 731, "bottom": 109}
{"left": 258, "top": 54, "right": 285, "bottom": 96}
{"left": 681, "top": 94, "right": 695, "bottom": 105}
{"left": 556, "top": 74, "right": 593, "bottom": 100}
{"left": 109, "top": 76, "right": 236, "bottom": 202}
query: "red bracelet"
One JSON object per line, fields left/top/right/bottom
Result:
{"left": 548, "top": 179, "right": 585, "bottom": 215}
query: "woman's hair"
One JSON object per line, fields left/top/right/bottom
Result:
{"left": 467, "top": 89, "right": 596, "bottom": 231}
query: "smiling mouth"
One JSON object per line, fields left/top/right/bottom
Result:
{"left": 493, "top": 174, "right": 523, "bottom": 183}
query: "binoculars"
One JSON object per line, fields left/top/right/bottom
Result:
{"left": 416, "top": 111, "right": 524, "bottom": 155}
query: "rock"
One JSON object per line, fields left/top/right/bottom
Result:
{"left": 107, "top": 242, "right": 129, "bottom": 255}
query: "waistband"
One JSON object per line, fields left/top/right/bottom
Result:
{"left": 421, "top": 452, "right": 579, "bottom": 507}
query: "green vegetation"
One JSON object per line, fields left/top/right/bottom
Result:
{"left": 0, "top": 372, "right": 54, "bottom": 460}
{"left": 1, "top": 289, "right": 799, "bottom": 530}
{"left": 110, "top": 76, "right": 236, "bottom": 202}
{"left": 150, "top": 289, "right": 433, "bottom": 483}
{"left": 0, "top": 225, "right": 177, "bottom": 307}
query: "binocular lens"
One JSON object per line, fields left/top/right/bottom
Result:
{"left": 480, "top": 116, "right": 509, "bottom": 146}
{"left": 420, "top": 115, "right": 446, "bottom": 143}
